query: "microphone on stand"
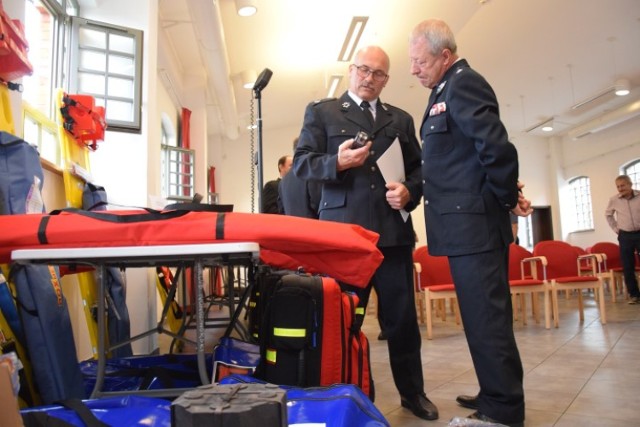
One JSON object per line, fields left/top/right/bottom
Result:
{"left": 253, "top": 68, "right": 273, "bottom": 92}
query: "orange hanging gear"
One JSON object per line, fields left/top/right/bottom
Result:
{"left": 59, "top": 94, "right": 107, "bottom": 150}
{"left": 0, "top": 0, "right": 33, "bottom": 82}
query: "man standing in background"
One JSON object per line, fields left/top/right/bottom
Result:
{"left": 279, "top": 137, "right": 321, "bottom": 218}
{"left": 261, "top": 155, "right": 292, "bottom": 214}
{"left": 605, "top": 174, "right": 640, "bottom": 304}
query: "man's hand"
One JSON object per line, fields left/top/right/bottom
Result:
{"left": 512, "top": 181, "right": 533, "bottom": 217}
{"left": 386, "top": 181, "right": 410, "bottom": 210}
{"left": 336, "top": 139, "right": 371, "bottom": 172}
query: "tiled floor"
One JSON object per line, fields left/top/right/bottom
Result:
{"left": 362, "top": 292, "right": 640, "bottom": 427}
{"left": 170, "top": 287, "right": 639, "bottom": 427}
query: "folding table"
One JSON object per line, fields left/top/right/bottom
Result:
{"left": 12, "top": 242, "right": 260, "bottom": 398}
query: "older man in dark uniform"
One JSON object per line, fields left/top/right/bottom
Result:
{"left": 294, "top": 45, "right": 437, "bottom": 421}
{"left": 409, "top": 19, "right": 532, "bottom": 427}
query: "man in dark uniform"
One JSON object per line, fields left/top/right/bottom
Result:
{"left": 261, "top": 155, "right": 292, "bottom": 214}
{"left": 409, "top": 19, "right": 532, "bottom": 427}
{"left": 294, "top": 45, "right": 438, "bottom": 421}
{"left": 279, "top": 137, "right": 321, "bottom": 218}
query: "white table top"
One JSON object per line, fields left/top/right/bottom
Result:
{"left": 12, "top": 242, "right": 260, "bottom": 263}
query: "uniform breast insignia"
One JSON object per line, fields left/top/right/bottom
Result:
{"left": 429, "top": 101, "right": 447, "bottom": 116}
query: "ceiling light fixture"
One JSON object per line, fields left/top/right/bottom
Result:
{"left": 235, "top": 0, "right": 257, "bottom": 17}
{"left": 241, "top": 69, "right": 257, "bottom": 89}
{"left": 571, "top": 78, "right": 632, "bottom": 110}
{"left": 524, "top": 117, "right": 554, "bottom": 133}
{"left": 614, "top": 78, "right": 630, "bottom": 96}
{"left": 327, "top": 75, "right": 343, "bottom": 98}
{"left": 541, "top": 118, "right": 554, "bottom": 132}
{"left": 337, "top": 16, "right": 368, "bottom": 62}
{"left": 568, "top": 99, "right": 640, "bottom": 140}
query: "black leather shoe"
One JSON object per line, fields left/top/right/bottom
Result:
{"left": 400, "top": 393, "right": 439, "bottom": 421}
{"left": 456, "top": 394, "right": 479, "bottom": 409}
{"left": 468, "top": 411, "right": 524, "bottom": 427}
{"left": 377, "top": 331, "right": 387, "bottom": 340}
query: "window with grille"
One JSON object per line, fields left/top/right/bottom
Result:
{"left": 162, "top": 145, "right": 195, "bottom": 201}
{"left": 568, "top": 176, "right": 594, "bottom": 232}
{"left": 622, "top": 160, "right": 640, "bottom": 189}
{"left": 69, "top": 17, "right": 143, "bottom": 132}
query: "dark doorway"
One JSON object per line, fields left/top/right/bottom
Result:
{"left": 530, "top": 205, "right": 553, "bottom": 245}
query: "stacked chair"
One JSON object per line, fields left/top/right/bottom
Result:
{"left": 532, "top": 240, "right": 606, "bottom": 328}
{"left": 412, "top": 246, "right": 460, "bottom": 340}
{"left": 508, "top": 244, "right": 551, "bottom": 329}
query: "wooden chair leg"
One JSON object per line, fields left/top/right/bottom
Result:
{"left": 552, "top": 286, "right": 560, "bottom": 328}
{"left": 426, "top": 291, "right": 433, "bottom": 340}
{"left": 598, "top": 285, "right": 607, "bottom": 324}
{"left": 544, "top": 288, "right": 551, "bottom": 329}
{"left": 577, "top": 291, "right": 584, "bottom": 322}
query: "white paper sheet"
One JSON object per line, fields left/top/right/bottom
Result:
{"left": 376, "top": 138, "right": 409, "bottom": 222}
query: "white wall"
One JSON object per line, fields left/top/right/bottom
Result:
{"left": 558, "top": 117, "right": 640, "bottom": 249}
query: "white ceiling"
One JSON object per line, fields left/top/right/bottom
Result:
{"left": 158, "top": 0, "right": 640, "bottom": 142}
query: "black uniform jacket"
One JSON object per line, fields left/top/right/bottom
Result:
{"left": 421, "top": 59, "right": 519, "bottom": 256}
{"left": 294, "top": 92, "right": 422, "bottom": 248}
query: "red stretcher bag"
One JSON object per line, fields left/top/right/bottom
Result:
{"left": 0, "top": 208, "right": 383, "bottom": 287}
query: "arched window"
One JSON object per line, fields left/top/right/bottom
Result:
{"left": 622, "top": 159, "right": 640, "bottom": 189}
{"left": 568, "top": 176, "right": 594, "bottom": 232}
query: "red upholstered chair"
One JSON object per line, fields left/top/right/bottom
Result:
{"left": 508, "top": 244, "right": 551, "bottom": 329}
{"left": 533, "top": 240, "right": 606, "bottom": 328}
{"left": 589, "top": 241, "right": 640, "bottom": 302}
{"left": 574, "top": 245, "right": 598, "bottom": 277}
{"left": 412, "top": 245, "right": 460, "bottom": 340}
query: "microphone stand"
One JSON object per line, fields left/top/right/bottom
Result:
{"left": 252, "top": 68, "right": 272, "bottom": 213}
{"left": 254, "top": 87, "right": 265, "bottom": 212}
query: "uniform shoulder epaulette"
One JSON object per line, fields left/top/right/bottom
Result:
{"left": 312, "top": 97, "right": 336, "bottom": 105}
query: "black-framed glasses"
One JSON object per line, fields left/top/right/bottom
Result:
{"left": 352, "top": 64, "right": 388, "bottom": 82}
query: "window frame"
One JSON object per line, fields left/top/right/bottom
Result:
{"left": 68, "top": 16, "right": 143, "bottom": 133}
{"left": 567, "top": 175, "right": 594, "bottom": 232}
{"left": 622, "top": 159, "right": 640, "bottom": 189}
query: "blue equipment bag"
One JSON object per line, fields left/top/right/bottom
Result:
{"left": 212, "top": 336, "right": 260, "bottom": 382}
{"left": 12, "top": 264, "right": 86, "bottom": 403}
{"left": 220, "top": 374, "right": 389, "bottom": 427}
{"left": 0, "top": 131, "right": 44, "bottom": 215}
{"left": 80, "top": 353, "right": 213, "bottom": 396}
{"left": 1, "top": 131, "right": 85, "bottom": 404}
{"left": 20, "top": 396, "right": 171, "bottom": 427}
{"left": 81, "top": 182, "right": 133, "bottom": 359}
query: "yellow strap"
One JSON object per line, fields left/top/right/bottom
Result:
{"left": 355, "top": 307, "right": 365, "bottom": 315}
{"left": 266, "top": 348, "right": 277, "bottom": 364}
{"left": 273, "top": 327, "right": 306, "bottom": 338}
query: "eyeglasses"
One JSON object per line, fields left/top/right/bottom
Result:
{"left": 352, "top": 64, "right": 388, "bottom": 82}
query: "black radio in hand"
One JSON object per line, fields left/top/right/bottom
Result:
{"left": 351, "top": 131, "right": 370, "bottom": 149}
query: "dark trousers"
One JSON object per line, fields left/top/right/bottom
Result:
{"left": 346, "top": 245, "right": 424, "bottom": 397}
{"left": 618, "top": 230, "right": 640, "bottom": 297}
{"left": 448, "top": 246, "right": 525, "bottom": 424}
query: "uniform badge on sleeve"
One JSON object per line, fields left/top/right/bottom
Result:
{"left": 429, "top": 101, "right": 447, "bottom": 116}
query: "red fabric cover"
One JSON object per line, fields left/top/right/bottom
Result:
{"left": 0, "top": 210, "right": 382, "bottom": 287}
